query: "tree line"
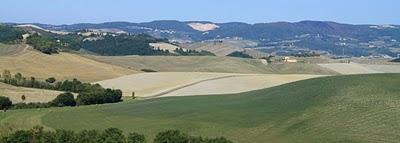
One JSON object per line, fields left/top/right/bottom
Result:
{"left": 226, "top": 51, "right": 253, "bottom": 59}
{"left": 174, "top": 48, "right": 215, "bottom": 56}
{"left": 0, "top": 70, "right": 123, "bottom": 108}
{"left": 1, "top": 126, "right": 232, "bottom": 143}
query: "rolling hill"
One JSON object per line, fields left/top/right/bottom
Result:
{"left": 86, "top": 55, "right": 338, "bottom": 75}
{"left": 181, "top": 40, "right": 258, "bottom": 56}
{"left": 23, "top": 20, "right": 400, "bottom": 57}
{"left": 1, "top": 74, "right": 399, "bottom": 143}
{"left": 96, "top": 72, "right": 323, "bottom": 97}
{"left": 0, "top": 44, "right": 135, "bottom": 82}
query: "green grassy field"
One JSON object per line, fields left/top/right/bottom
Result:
{"left": 1, "top": 74, "right": 400, "bottom": 143}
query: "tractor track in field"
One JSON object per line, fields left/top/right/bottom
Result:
{"left": 146, "top": 75, "right": 247, "bottom": 98}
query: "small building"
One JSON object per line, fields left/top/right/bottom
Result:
{"left": 284, "top": 57, "right": 298, "bottom": 63}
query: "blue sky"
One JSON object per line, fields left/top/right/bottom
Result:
{"left": 0, "top": 0, "right": 399, "bottom": 25}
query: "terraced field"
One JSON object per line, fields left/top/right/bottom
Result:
{"left": 0, "top": 44, "right": 135, "bottom": 82}
{"left": 1, "top": 74, "right": 399, "bottom": 143}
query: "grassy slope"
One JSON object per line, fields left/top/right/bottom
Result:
{"left": 86, "top": 55, "right": 337, "bottom": 75}
{"left": 1, "top": 74, "right": 400, "bottom": 143}
{"left": 0, "top": 44, "right": 26, "bottom": 56}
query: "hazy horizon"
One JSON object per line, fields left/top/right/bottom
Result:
{"left": 0, "top": 0, "right": 399, "bottom": 25}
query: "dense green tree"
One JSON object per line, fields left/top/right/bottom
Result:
{"left": 0, "top": 25, "right": 24, "bottom": 43}
{"left": 127, "top": 132, "right": 146, "bottom": 143}
{"left": 5, "top": 130, "right": 32, "bottom": 143}
{"left": 38, "top": 131, "right": 56, "bottom": 143}
{"left": 227, "top": 51, "right": 253, "bottom": 59}
{"left": 54, "top": 129, "right": 77, "bottom": 143}
{"left": 0, "top": 96, "right": 12, "bottom": 110}
{"left": 2, "top": 127, "right": 232, "bottom": 143}
{"left": 1, "top": 72, "right": 123, "bottom": 109}
{"left": 101, "top": 128, "right": 126, "bottom": 143}
{"left": 51, "top": 92, "right": 76, "bottom": 107}
{"left": 154, "top": 130, "right": 189, "bottom": 143}
{"left": 26, "top": 33, "right": 59, "bottom": 54}
{"left": 21, "top": 95, "right": 26, "bottom": 102}
{"left": 45, "top": 77, "right": 56, "bottom": 83}
{"left": 2, "top": 70, "right": 12, "bottom": 84}
{"left": 77, "top": 130, "right": 101, "bottom": 143}
{"left": 174, "top": 48, "right": 215, "bottom": 56}
{"left": 81, "top": 34, "right": 171, "bottom": 56}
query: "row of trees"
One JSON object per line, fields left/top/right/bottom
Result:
{"left": 79, "top": 34, "right": 171, "bottom": 56}
{"left": 291, "top": 52, "right": 320, "bottom": 57}
{"left": 1, "top": 127, "right": 232, "bottom": 143}
{"left": 174, "top": 48, "right": 215, "bottom": 56}
{"left": 227, "top": 51, "right": 253, "bottom": 59}
{"left": 0, "top": 90, "right": 121, "bottom": 110}
{"left": 0, "top": 70, "right": 123, "bottom": 107}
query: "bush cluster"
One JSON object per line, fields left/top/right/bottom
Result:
{"left": 1, "top": 127, "right": 232, "bottom": 143}
{"left": 0, "top": 70, "right": 123, "bottom": 110}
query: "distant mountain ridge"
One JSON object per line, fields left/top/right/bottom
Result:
{"left": 4, "top": 20, "right": 400, "bottom": 57}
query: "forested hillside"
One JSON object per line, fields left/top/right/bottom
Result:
{"left": 31, "top": 20, "right": 400, "bottom": 57}
{"left": 0, "top": 25, "right": 24, "bottom": 43}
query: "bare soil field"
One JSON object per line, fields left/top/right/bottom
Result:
{"left": 150, "top": 43, "right": 182, "bottom": 53}
{"left": 318, "top": 63, "right": 383, "bottom": 74}
{"left": 160, "top": 74, "right": 324, "bottom": 97}
{"left": 318, "top": 62, "right": 400, "bottom": 74}
{"left": 96, "top": 72, "right": 238, "bottom": 97}
{"left": 181, "top": 42, "right": 243, "bottom": 56}
{"left": 0, "top": 83, "right": 62, "bottom": 103}
{"left": 362, "top": 64, "right": 400, "bottom": 73}
{"left": 0, "top": 45, "right": 135, "bottom": 82}
{"left": 96, "top": 72, "right": 323, "bottom": 97}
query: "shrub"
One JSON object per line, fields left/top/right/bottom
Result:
{"left": 54, "top": 129, "right": 77, "bottom": 143}
{"left": 141, "top": 69, "right": 158, "bottom": 72}
{"left": 12, "top": 102, "right": 50, "bottom": 109}
{"left": 5, "top": 130, "right": 32, "bottom": 143}
{"left": 77, "top": 130, "right": 101, "bottom": 143}
{"left": 45, "top": 77, "right": 56, "bottom": 83}
{"left": 101, "top": 128, "right": 125, "bottom": 143}
{"left": 51, "top": 92, "right": 76, "bottom": 107}
{"left": 227, "top": 51, "right": 253, "bottom": 59}
{"left": 0, "top": 96, "right": 12, "bottom": 110}
{"left": 154, "top": 130, "right": 189, "bottom": 143}
{"left": 127, "top": 132, "right": 146, "bottom": 143}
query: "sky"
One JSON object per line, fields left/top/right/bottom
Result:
{"left": 0, "top": 0, "right": 399, "bottom": 25}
